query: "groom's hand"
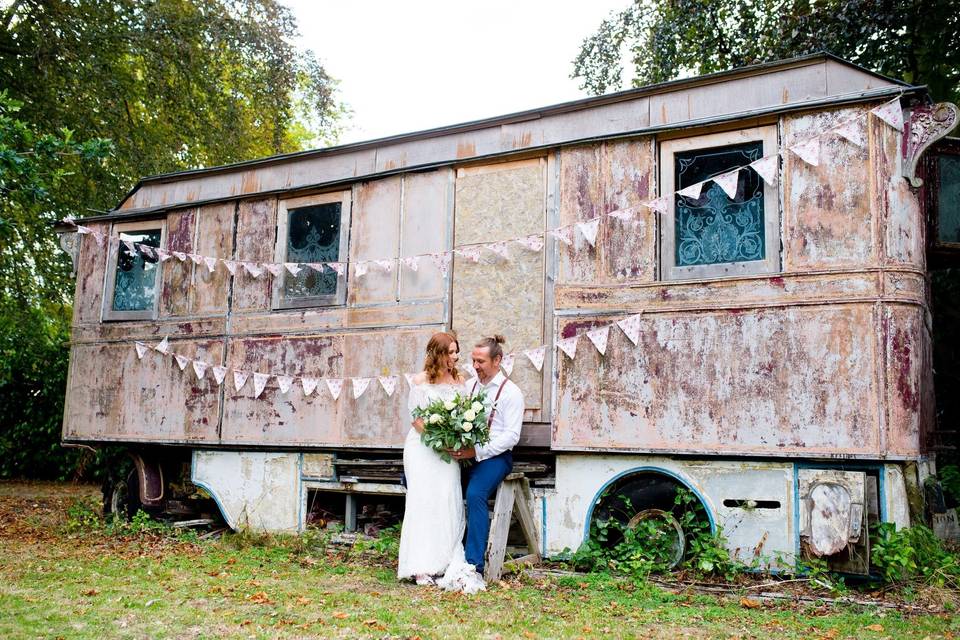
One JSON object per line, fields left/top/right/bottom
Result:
{"left": 451, "top": 446, "right": 476, "bottom": 460}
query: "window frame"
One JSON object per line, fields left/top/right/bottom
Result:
{"left": 272, "top": 190, "right": 352, "bottom": 310}
{"left": 923, "top": 137, "right": 960, "bottom": 261}
{"left": 102, "top": 219, "right": 167, "bottom": 322}
{"left": 658, "top": 126, "right": 780, "bottom": 281}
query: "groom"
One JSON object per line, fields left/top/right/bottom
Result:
{"left": 450, "top": 334, "right": 524, "bottom": 578}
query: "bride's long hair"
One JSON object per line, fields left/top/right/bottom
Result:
{"left": 423, "top": 332, "right": 464, "bottom": 384}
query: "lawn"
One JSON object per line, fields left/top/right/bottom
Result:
{"left": 0, "top": 481, "right": 956, "bottom": 639}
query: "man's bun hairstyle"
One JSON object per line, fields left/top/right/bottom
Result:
{"left": 475, "top": 334, "right": 506, "bottom": 360}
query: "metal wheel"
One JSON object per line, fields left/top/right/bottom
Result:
{"left": 625, "top": 508, "right": 686, "bottom": 569}
{"left": 108, "top": 468, "right": 142, "bottom": 520}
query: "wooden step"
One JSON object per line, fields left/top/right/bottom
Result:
{"left": 484, "top": 473, "right": 541, "bottom": 582}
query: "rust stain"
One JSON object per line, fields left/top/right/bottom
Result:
{"left": 513, "top": 132, "right": 533, "bottom": 149}
{"left": 891, "top": 327, "right": 919, "bottom": 411}
{"left": 382, "top": 159, "right": 397, "bottom": 170}
{"left": 456, "top": 141, "right": 476, "bottom": 158}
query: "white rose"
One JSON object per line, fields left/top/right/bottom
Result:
{"left": 461, "top": 422, "right": 473, "bottom": 432}
{"left": 443, "top": 400, "right": 456, "bottom": 411}
{"left": 429, "top": 413, "right": 442, "bottom": 424}
{"left": 471, "top": 401, "right": 484, "bottom": 412}
{"left": 463, "top": 410, "right": 476, "bottom": 422}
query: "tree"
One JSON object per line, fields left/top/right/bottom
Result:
{"left": 572, "top": 0, "right": 960, "bottom": 105}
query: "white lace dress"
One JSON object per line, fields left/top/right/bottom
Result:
{"left": 397, "top": 381, "right": 486, "bottom": 594}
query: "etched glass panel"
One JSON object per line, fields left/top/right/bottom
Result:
{"left": 674, "top": 142, "right": 764, "bottom": 267}
{"left": 112, "top": 229, "right": 161, "bottom": 311}
{"left": 937, "top": 155, "right": 960, "bottom": 243}
{"left": 284, "top": 202, "right": 342, "bottom": 299}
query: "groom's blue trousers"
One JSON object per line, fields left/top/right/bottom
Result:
{"left": 464, "top": 451, "right": 513, "bottom": 573}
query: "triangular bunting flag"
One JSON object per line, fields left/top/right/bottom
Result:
{"left": 404, "top": 373, "right": 417, "bottom": 388}
{"left": 616, "top": 313, "right": 643, "bottom": 346}
{"left": 378, "top": 375, "right": 397, "bottom": 397}
{"left": 172, "top": 251, "right": 187, "bottom": 262}
{"left": 233, "top": 370, "right": 249, "bottom": 392}
{"left": 355, "top": 261, "right": 369, "bottom": 277}
{"left": 456, "top": 247, "right": 483, "bottom": 263}
{"left": 586, "top": 325, "right": 611, "bottom": 356}
{"left": 488, "top": 242, "right": 510, "bottom": 260}
{"left": 307, "top": 263, "right": 325, "bottom": 273}
{"left": 276, "top": 375, "right": 294, "bottom": 394}
{"left": 202, "top": 257, "right": 218, "bottom": 274}
{"left": 501, "top": 353, "right": 515, "bottom": 377}
{"left": 524, "top": 346, "right": 546, "bottom": 372}
{"left": 750, "top": 156, "right": 778, "bottom": 186}
{"left": 374, "top": 259, "right": 394, "bottom": 273}
{"left": 400, "top": 256, "right": 420, "bottom": 271}
{"left": 134, "top": 342, "right": 148, "bottom": 359}
{"left": 252, "top": 373, "right": 269, "bottom": 398}
{"left": 301, "top": 377, "right": 319, "bottom": 396}
{"left": 871, "top": 99, "right": 904, "bottom": 131}
{"left": 328, "top": 262, "right": 345, "bottom": 276}
{"left": 154, "top": 337, "right": 170, "bottom": 354}
{"left": 352, "top": 377, "right": 371, "bottom": 399}
{"left": 576, "top": 218, "right": 601, "bottom": 247}
{"left": 212, "top": 366, "right": 228, "bottom": 385}
{"left": 790, "top": 138, "right": 820, "bottom": 167}
{"left": 326, "top": 378, "right": 343, "bottom": 400}
{"left": 122, "top": 240, "right": 137, "bottom": 256}
{"left": 549, "top": 226, "right": 574, "bottom": 246}
{"left": 242, "top": 262, "right": 263, "bottom": 278}
{"left": 76, "top": 225, "right": 92, "bottom": 235}
{"left": 678, "top": 182, "right": 705, "bottom": 200}
{"left": 516, "top": 234, "right": 544, "bottom": 251}
{"left": 222, "top": 260, "right": 238, "bottom": 275}
{"left": 174, "top": 354, "right": 190, "bottom": 371}
{"left": 713, "top": 170, "right": 740, "bottom": 199}
{"left": 284, "top": 263, "right": 302, "bottom": 276}
{"left": 192, "top": 360, "right": 208, "bottom": 380}
{"left": 187, "top": 253, "right": 203, "bottom": 265}
{"left": 833, "top": 119, "right": 865, "bottom": 147}
{"left": 139, "top": 245, "right": 156, "bottom": 259}
{"left": 430, "top": 253, "right": 450, "bottom": 276}
{"left": 609, "top": 206, "right": 637, "bottom": 222}
{"left": 646, "top": 195, "right": 671, "bottom": 215}
{"left": 156, "top": 248, "right": 172, "bottom": 262}
{"left": 556, "top": 336, "right": 578, "bottom": 360}
{"left": 263, "top": 263, "right": 283, "bottom": 277}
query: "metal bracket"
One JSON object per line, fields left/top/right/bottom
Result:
{"left": 902, "top": 102, "right": 959, "bottom": 188}
{"left": 58, "top": 230, "right": 80, "bottom": 277}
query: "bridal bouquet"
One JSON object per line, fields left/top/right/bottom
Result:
{"left": 413, "top": 390, "right": 490, "bottom": 463}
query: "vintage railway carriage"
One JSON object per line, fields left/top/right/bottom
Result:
{"left": 58, "top": 54, "right": 960, "bottom": 572}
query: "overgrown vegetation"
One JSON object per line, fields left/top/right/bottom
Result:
{"left": 871, "top": 522, "right": 960, "bottom": 589}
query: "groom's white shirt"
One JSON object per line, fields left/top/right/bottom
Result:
{"left": 471, "top": 370, "right": 524, "bottom": 462}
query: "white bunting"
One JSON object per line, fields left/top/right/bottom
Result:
{"left": 516, "top": 234, "right": 544, "bottom": 251}
{"left": 252, "top": 373, "right": 269, "bottom": 398}
{"left": 488, "top": 242, "right": 510, "bottom": 260}
{"left": 222, "top": 260, "right": 238, "bottom": 275}
{"left": 713, "top": 170, "right": 740, "bottom": 199}
{"left": 352, "top": 377, "right": 371, "bottom": 399}
{"left": 790, "top": 138, "right": 821, "bottom": 167}
{"left": 284, "top": 263, "right": 302, "bottom": 276}
{"left": 576, "top": 218, "right": 601, "bottom": 247}
{"left": 355, "top": 261, "right": 369, "bottom": 277}
{"left": 750, "top": 156, "right": 778, "bottom": 186}
{"left": 586, "top": 325, "right": 611, "bottom": 356}
{"left": 172, "top": 251, "right": 187, "bottom": 262}
{"left": 77, "top": 225, "right": 92, "bottom": 235}
{"left": 646, "top": 195, "right": 671, "bottom": 215}
{"left": 192, "top": 360, "right": 208, "bottom": 380}
{"left": 156, "top": 248, "right": 172, "bottom": 262}
{"left": 301, "top": 377, "right": 319, "bottom": 396}
{"left": 134, "top": 342, "right": 148, "bottom": 359}
{"left": 276, "top": 375, "right": 294, "bottom": 394}
{"left": 139, "top": 245, "right": 156, "bottom": 259}
{"left": 404, "top": 373, "right": 417, "bottom": 388}
{"left": 456, "top": 247, "right": 483, "bottom": 263}
{"left": 263, "top": 263, "right": 283, "bottom": 277}
{"left": 549, "top": 226, "right": 574, "bottom": 246}
{"left": 326, "top": 378, "right": 343, "bottom": 400}
{"left": 202, "top": 256, "right": 218, "bottom": 274}
{"left": 501, "top": 353, "right": 515, "bottom": 376}
{"left": 122, "top": 240, "right": 137, "bottom": 257}
{"left": 524, "top": 346, "right": 546, "bottom": 372}
{"left": 328, "top": 262, "right": 345, "bottom": 276}
{"left": 187, "top": 253, "right": 203, "bottom": 266}
{"left": 430, "top": 253, "right": 450, "bottom": 276}
{"left": 556, "top": 336, "right": 578, "bottom": 360}
{"left": 242, "top": 262, "right": 263, "bottom": 278}
{"left": 871, "top": 99, "right": 904, "bottom": 131}
{"left": 400, "top": 256, "right": 420, "bottom": 271}
{"left": 678, "top": 182, "right": 705, "bottom": 200}
{"left": 154, "top": 336, "right": 170, "bottom": 354}
{"left": 212, "top": 366, "right": 228, "bottom": 385}
{"left": 833, "top": 119, "right": 865, "bottom": 147}
{"left": 378, "top": 375, "right": 398, "bottom": 397}
{"left": 174, "top": 354, "right": 190, "bottom": 371}
{"left": 233, "top": 370, "right": 249, "bottom": 392}
{"left": 609, "top": 206, "right": 637, "bottom": 222}
{"left": 307, "top": 263, "right": 325, "bottom": 273}
{"left": 616, "top": 313, "right": 643, "bottom": 346}
{"left": 374, "top": 259, "right": 394, "bottom": 273}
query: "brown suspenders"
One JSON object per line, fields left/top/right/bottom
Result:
{"left": 471, "top": 378, "right": 509, "bottom": 429}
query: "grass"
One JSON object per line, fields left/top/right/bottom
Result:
{"left": 0, "top": 481, "right": 958, "bottom": 639}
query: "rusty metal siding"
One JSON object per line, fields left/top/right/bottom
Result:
{"left": 232, "top": 199, "right": 276, "bottom": 313}
{"left": 159, "top": 209, "right": 196, "bottom": 317}
{"left": 349, "top": 177, "right": 401, "bottom": 305}
{"left": 73, "top": 222, "right": 109, "bottom": 324}
{"left": 189, "top": 203, "right": 234, "bottom": 315}
{"left": 398, "top": 170, "right": 451, "bottom": 301}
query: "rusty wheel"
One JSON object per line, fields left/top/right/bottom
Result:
{"left": 625, "top": 508, "right": 686, "bottom": 569}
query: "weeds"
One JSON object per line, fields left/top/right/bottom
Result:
{"left": 870, "top": 522, "right": 960, "bottom": 588}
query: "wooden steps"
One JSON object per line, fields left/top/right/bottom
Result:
{"left": 484, "top": 472, "right": 541, "bottom": 581}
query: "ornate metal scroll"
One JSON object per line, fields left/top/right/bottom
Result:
{"left": 903, "top": 102, "right": 959, "bottom": 188}
{"left": 58, "top": 231, "right": 80, "bottom": 277}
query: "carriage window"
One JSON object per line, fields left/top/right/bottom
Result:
{"left": 274, "top": 191, "right": 350, "bottom": 309}
{"left": 103, "top": 223, "right": 164, "bottom": 321}
{"left": 937, "top": 154, "right": 960, "bottom": 244}
{"left": 659, "top": 127, "right": 780, "bottom": 280}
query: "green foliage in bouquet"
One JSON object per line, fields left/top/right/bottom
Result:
{"left": 413, "top": 391, "right": 491, "bottom": 463}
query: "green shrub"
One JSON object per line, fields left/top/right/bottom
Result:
{"left": 870, "top": 522, "right": 960, "bottom": 587}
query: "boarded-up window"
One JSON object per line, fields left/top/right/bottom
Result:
{"left": 103, "top": 221, "right": 165, "bottom": 320}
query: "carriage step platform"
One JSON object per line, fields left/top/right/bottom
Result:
{"left": 484, "top": 472, "right": 541, "bottom": 581}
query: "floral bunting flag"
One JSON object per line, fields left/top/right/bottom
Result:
{"left": 834, "top": 119, "right": 865, "bottom": 147}
{"left": 301, "top": 377, "right": 319, "bottom": 396}
{"left": 456, "top": 247, "right": 482, "bottom": 263}
{"left": 586, "top": 325, "right": 610, "bottom": 356}
{"left": 122, "top": 240, "right": 137, "bottom": 256}
{"left": 188, "top": 253, "right": 203, "bottom": 266}
{"left": 156, "top": 248, "right": 172, "bottom": 262}
{"left": 263, "top": 263, "right": 283, "bottom": 277}
{"left": 252, "top": 373, "right": 269, "bottom": 398}
{"left": 174, "top": 354, "right": 190, "bottom": 371}
{"left": 242, "top": 262, "right": 263, "bottom": 278}
{"left": 284, "top": 263, "right": 302, "bottom": 276}
{"left": 400, "top": 256, "right": 420, "bottom": 272}
{"left": 576, "top": 218, "right": 601, "bottom": 247}
{"left": 523, "top": 346, "right": 546, "bottom": 372}
{"left": 192, "top": 360, "right": 208, "bottom": 380}
{"left": 556, "top": 336, "right": 578, "bottom": 360}
{"left": 355, "top": 261, "right": 369, "bottom": 277}
{"left": 172, "top": 251, "right": 187, "bottom": 262}
{"left": 378, "top": 375, "right": 397, "bottom": 397}
{"left": 307, "top": 263, "right": 325, "bottom": 273}
{"left": 134, "top": 341, "right": 148, "bottom": 359}
{"left": 430, "top": 253, "right": 450, "bottom": 276}
{"left": 616, "top": 313, "right": 643, "bottom": 346}
{"left": 202, "top": 257, "right": 218, "bottom": 274}
{"left": 790, "top": 138, "right": 820, "bottom": 167}
{"left": 352, "top": 377, "right": 371, "bottom": 399}
{"left": 609, "top": 206, "right": 637, "bottom": 222}
{"left": 871, "top": 99, "right": 904, "bottom": 131}
{"left": 77, "top": 225, "right": 92, "bottom": 235}
{"left": 749, "top": 156, "right": 778, "bottom": 186}
{"left": 677, "top": 182, "right": 705, "bottom": 200}
{"left": 713, "top": 170, "right": 740, "bottom": 199}
{"left": 374, "top": 259, "right": 394, "bottom": 273}
{"left": 222, "top": 260, "right": 238, "bottom": 275}
{"left": 140, "top": 245, "right": 156, "bottom": 259}
{"left": 488, "top": 242, "right": 510, "bottom": 260}
{"left": 501, "top": 353, "right": 515, "bottom": 376}
{"left": 516, "top": 234, "right": 544, "bottom": 251}
{"left": 154, "top": 336, "right": 170, "bottom": 354}
{"left": 276, "top": 375, "right": 294, "bottom": 394}
{"left": 326, "top": 378, "right": 343, "bottom": 401}
{"left": 233, "top": 370, "right": 249, "bottom": 392}
{"left": 328, "top": 262, "right": 345, "bottom": 276}
{"left": 549, "top": 226, "right": 574, "bottom": 246}
{"left": 212, "top": 366, "right": 228, "bottom": 385}
{"left": 646, "top": 195, "right": 671, "bottom": 215}
{"left": 404, "top": 373, "right": 417, "bottom": 388}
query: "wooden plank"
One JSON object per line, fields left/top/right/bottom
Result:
{"left": 484, "top": 480, "right": 516, "bottom": 582}
{"left": 512, "top": 477, "right": 541, "bottom": 563}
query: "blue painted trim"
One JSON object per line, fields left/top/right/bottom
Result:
{"left": 189, "top": 450, "right": 235, "bottom": 530}
{"left": 541, "top": 496, "right": 547, "bottom": 558}
{"left": 581, "top": 466, "right": 716, "bottom": 545}
{"left": 792, "top": 463, "right": 801, "bottom": 562}
{"left": 297, "top": 453, "right": 304, "bottom": 533}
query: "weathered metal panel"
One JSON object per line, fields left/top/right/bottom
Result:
{"left": 398, "top": 170, "right": 451, "bottom": 301}
{"left": 452, "top": 159, "right": 546, "bottom": 411}
{"left": 558, "top": 145, "right": 604, "bottom": 284}
{"left": 232, "top": 199, "right": 276, "bottom": 313}
{"left": 782, "top": 107, "right": 874, "bottom": 271}
{"left": 230, "top": 303, "right": 445, "bottom": 336}
{"left": 64, "top": 339, "right": 222, "bottom": 442}
{"left": 72, "top": 222, "right": 110, "bottom": 325}
{"left": 348, "top": 177, "right": 401, "bottom": 305}
{"left": 159, "top": 209, "right": 196, "bottom": 317}
{"left": 189, "top": 202, "right": 233, "bottom": 315}
{"left": 70, "top": 318, "right": 228, "bottom": 345}
{"left": 554, "top": 305, "right": 881, "bottom": 456}
{"left": 883, "top": 304, "right": 933, "bottom": 456}
{"left": 873, "top": 112, "right": 925, "bottom": 267}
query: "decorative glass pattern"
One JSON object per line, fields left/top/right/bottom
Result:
{"left": 112, "top": 229, "right": 161, "bottom": 311}
{"left": 674, "top": 142, "right": 765, "bottom": 267}
{"left": 283, "top": 202, "right": 342, "bottom": 300}
{"left": 937, "top": 155, "right": 960, "bottom": 243}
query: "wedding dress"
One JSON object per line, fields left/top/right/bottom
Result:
{"left": 397, "top": 381, "right": 486, "bottom": 594}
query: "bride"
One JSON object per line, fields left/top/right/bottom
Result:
{"left": 397, "top": 331, "right": 485, "bottom": 593}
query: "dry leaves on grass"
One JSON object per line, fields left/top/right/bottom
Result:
{"left": 246, "top": 591, "right": 272, "bottom": 604}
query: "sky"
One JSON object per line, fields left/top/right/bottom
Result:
{"left": 282, "top": 1, "right": 628, "bottom": 145}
